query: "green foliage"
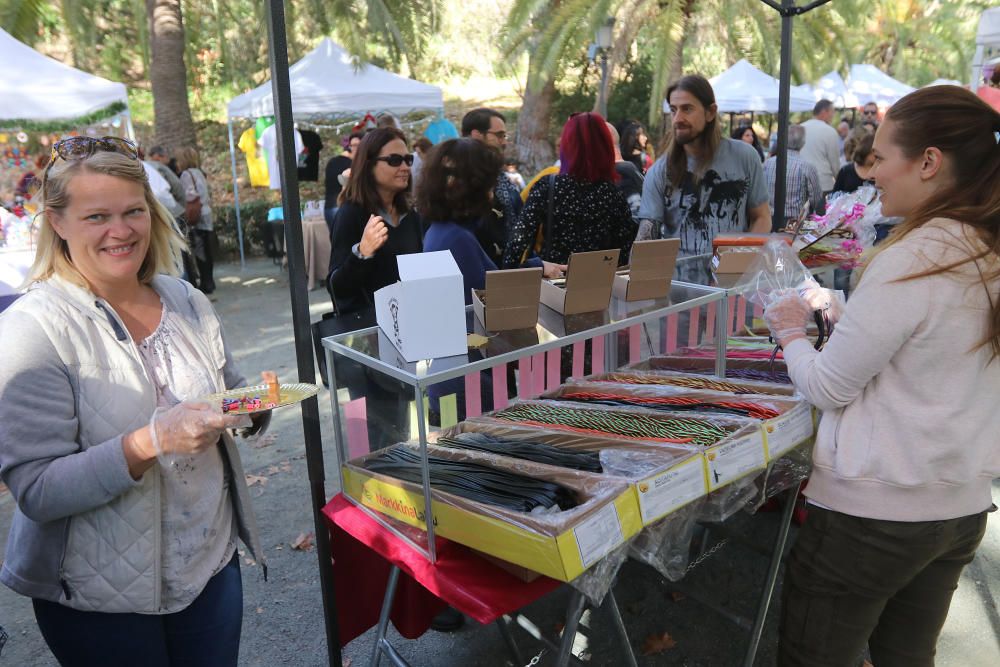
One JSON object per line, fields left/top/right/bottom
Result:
{"left": 212, "top": 199, "right": 273, "bottom": 257}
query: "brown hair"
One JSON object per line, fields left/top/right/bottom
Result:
{"left": 338, "top": 127, "right": 411, "bottom": 213}
{"left": 174, "top": 146, "right": 201, "bottom": 172}
{"left": 27, "top": 151, "right": 185, "bottom": 287}
{"left": 851, "top": 133, "right": 875, "bottom": 167}
{"left": 873, "top": 86, "right": 1000, "bottom": 357}
{"left": 416, "top": 138, "right": 502, "bottom": 223}
{"left": 664, "top": 75, "right": 722, "bottom": 188}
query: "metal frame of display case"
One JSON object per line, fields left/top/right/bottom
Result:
{"left": 322, "top": 281, "right": 729, "bottom": 563}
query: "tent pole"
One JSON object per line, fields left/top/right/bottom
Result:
{"left": 227, "top": 118, "right": 246, "bottom": 269}
{"left": 759, "top": 0, "right": 834, "bottom": 230}
{"left": 263, "top": 3, "right": 343, "bottom": 667}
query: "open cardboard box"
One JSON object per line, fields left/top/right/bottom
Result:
{"left": 612, "top": 239, "right": 680, "bottom": 302}
{"left": 342, "top": 443, "right": 640, "bottom": 582}
{"left": 710, "top": 233, "right": 793, "bottom": 288}
{"left": 440, "top": 420, "right": 707, "bottom": 527}
{"left": 540, "top": 249, "right": 619, "bottom": 315}
{"left": 473, "top": 399, "right": 767, "bottom": 493}
{"left": 629, "top": 354, "right": 792, "bottom": 385}
{"left": 548, "top": 381, "right": 814, "bottom": 462}
{"left": 616, "top": 364, "right": 798, "bottom": 397}
{"left": 471, "top": 267, "right": 543, "bottom": 332}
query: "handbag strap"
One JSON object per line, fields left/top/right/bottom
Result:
{"left": 542, "top": 173, "right": 556, "bottom": 258}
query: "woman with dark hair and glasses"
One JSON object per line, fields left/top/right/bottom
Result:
{"left": 327, "top": 127, "right": 422, "bottom": 313}
{"left": 502, "top": 112, "right": 637, "bottom": 269}
{"left": 0, "top": 137, "right": 267, "bottom": 666}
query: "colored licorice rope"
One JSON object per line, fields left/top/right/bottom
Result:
{"left": 600, "top": 373, "right": 789, "bottom": 396}
{"left": 437, "top": 432, "right": 603, "bottom": 473}
{"left": 557, "top": 391, "right": 781, "bottom": 420}
{"left": 492, "top": 403, "right": 732, "bottom": 447}
{"left": 677, "top": 366, "right": 792, "bottom": 384}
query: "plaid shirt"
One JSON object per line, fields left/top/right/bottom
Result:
{"left": 763, "top": 150, "right": 824, "bottom": 221}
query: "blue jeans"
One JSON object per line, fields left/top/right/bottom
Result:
{"left": 33, "top": 553, "right": 242, "bottom": 667}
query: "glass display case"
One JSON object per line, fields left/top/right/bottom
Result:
{"left": 322, "top": 281, "right": 731, "bottom": 562}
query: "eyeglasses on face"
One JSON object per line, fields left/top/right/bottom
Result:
{"left": 375, "top": 153, "right": 414, "bottom": 167}
{"left": 486, "top": 130, "right": 508, "bottom": 140}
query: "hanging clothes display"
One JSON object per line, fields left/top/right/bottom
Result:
{"left": 297, "top": 129, "right": 323, "bottom": 182}
{"left": 258, "top": 123, "right": 304, "bottom": 190}
{"left": 237, "top": 127, "right": 270, "bottom": 187}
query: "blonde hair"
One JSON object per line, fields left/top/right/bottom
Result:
{"left": 26, "top": 150, "right": 186, "bottom": 287}
{"left": 174, "top": 146, "right": 201, "bottom": 172}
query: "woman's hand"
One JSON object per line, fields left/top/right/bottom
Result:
{"left": 542, "top": 261, "right": 567, "bottom": 279}
{"left": 123, "top": 402, "right": 250, "bottom": 479}
{"left": 358, "top": 215, "right": 388, "bottom": 258}
{"left": 764, "top": 292, "right": 813, "bottom": 347}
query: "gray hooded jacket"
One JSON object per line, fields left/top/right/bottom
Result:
{"left": 0, "top": 274, "right": 265, "bottom": 612}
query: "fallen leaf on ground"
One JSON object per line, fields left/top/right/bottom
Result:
{"left": 670, "top": 591, "right": 686, "bottom": 602}
{"left": 256, "top": 606, "right": 264, "bottom": 614}
{"left": 343, "top": 659, "right": 352, "bottom": 667}
{"left": 291, "top": 532, "right": 314, "bottom": 551}
{"left": 245, "top": 474, "right": 268, "bottom": 487}
{"left": 641, "top": 631, "right": 677, "bottom": 656}
{"left": 244, "top": 557, "right": 256, "bottom": 566}
{"left": 251, "top": 433, "right": 278, "bottom": 449}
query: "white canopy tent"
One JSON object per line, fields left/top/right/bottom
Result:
{"left": 846, "top": 64, "right": 915, "bottom": 108}
{"left": 810, "top": 70, "right": 859, "bottom": 109}
{"left": 707, "top": 59, "right": 816, "bottom": 113}
{"left": 0, "top": 27, "right": 132, "bottom": 133}
{"left": 971, "top": 7, "right": 1000, "bottom": 88}
{"left": 225, "top": 38, "right": 444, "bottom": 267}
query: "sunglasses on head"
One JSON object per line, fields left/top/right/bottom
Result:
{"left": 43, "top": 136, "right": 140, "bottom": 184}
{"left": 375, "top": 153, "right": 414, "bottom": 167}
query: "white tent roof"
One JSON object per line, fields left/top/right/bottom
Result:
{"left": 706, "top": 59, "right": 816, "bottom": 113}
{"left": 976, "top": 7, "right": 1000, "bottom": 45}
{"left": 810, "top": 70, "right": 859, "bottom": 108}
{"left": 847, "top": 64, "right": 915, "bottom": 107}
{"left": 227, "top": 39, "right": 443, "bottom": 119}
{"left": 0, "top": 28, "right": 129, "bottom": 123}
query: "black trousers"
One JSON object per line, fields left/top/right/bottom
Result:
{"left": 779, "top": 505, "right": 990, "bottom": 667}
{"left": 189, "top": 229, "right": 216, "bottom": 294}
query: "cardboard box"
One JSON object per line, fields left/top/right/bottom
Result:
{"left": 343, "top": 443, "right": 640, "bottom": 582}
{"left": 471, "top": 267, "right": 542, "bottom": 332}
{"left": 474, "top": 399, "right": 767, "bottom": 493}
{"left": 540, "top": 249, "right": 620, "bottom": 315}
{"left": 612, "top": 239, "right": 680, "bottom": 301}
{"left": 607, "top": 367, "right": 798, "bottom": 397}
{"left": 441, "top": 420, "right": 708, "bottom": 527}
{"left": 374, "top": 251, "right": 467, "bottom": 361}
{"left": 375, "top": 329, "right": 469, "bottom": 376}
{"left": 548, "top": 381, "right": 814, "bottom": 462}
{"left": 629, "top": 355, "right": 793, "bottom": 386}
{"left": 710, "top": 233, "right": 793, "bottom": 288}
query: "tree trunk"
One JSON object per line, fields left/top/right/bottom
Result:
{"left": 515, "top": 75, "right": 557, "bottom": 178}
{"left": 146, "top": 0, "right": 197, "bottom": 150}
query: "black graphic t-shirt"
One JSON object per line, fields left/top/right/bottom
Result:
{"left": 638, "top": 138, "right": 768, "bottom": 283}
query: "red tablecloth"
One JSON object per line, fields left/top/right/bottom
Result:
{"left": 322, "top": 494, "right": 562, "bottom": 647}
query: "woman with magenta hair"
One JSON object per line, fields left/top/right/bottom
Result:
{"left": 502, "top": 112, "right": 637, "bottom": 268}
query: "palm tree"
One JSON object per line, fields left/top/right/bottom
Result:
{"left": 327, "top": 0, "right": 441, "bottom": 79}
{"left": 146, "top": 0, "right": 197, "bottom": 149}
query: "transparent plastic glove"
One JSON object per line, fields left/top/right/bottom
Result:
{"left": 150, "top": 402, "right": 251, "bottom": 469}
{"left": 800, "top": 286, "right": 846, "bottom": 330}
{"left": 763, "top": 291, "right": 813, "bottom": 347}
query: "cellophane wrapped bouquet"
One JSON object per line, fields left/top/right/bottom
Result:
{"left": 794, "top": 186, "right": 880, "bottom": 269}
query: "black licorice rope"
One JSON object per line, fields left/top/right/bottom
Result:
{"left": 493, "top": 403, "right": 732, "bottom": 446}
{"left": 437, "top": 432, "right": 603, "bottom": 473}
{"left": 600, "top": 372, "right": 789, "bottom": 397}
{"left": 363, "top": 446, "right": 577, "bottom": 512}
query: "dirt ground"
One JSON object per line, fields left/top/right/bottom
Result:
{"left": 1, "top": 257, "right": 998, "bottom": 666}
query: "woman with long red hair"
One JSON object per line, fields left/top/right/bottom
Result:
{"left": 501, "top": 112, "right": 636, "bottom": 268}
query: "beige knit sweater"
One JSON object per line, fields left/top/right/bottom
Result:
{"left": 785, "top": 218, "right": 1000, "bottom": 521}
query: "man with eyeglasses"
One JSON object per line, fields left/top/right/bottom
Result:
{"left": 461, "top": 107, "right": 522, "bottom": 266}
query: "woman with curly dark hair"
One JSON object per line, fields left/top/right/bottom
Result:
{"left": 419, "top": 138, "right": 504, "bottom": 303}
{"left": 732, "top": 125, "right": 765, "bottom": 162}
